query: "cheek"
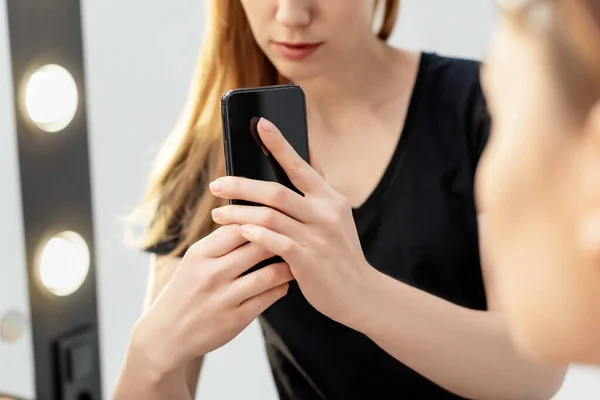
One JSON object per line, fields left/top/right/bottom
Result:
{"left": 240, "top": 1, "right": 269, "bottom": 42}
{"left": 480, "top": 106, "right": 575, "bottom": 357}
{"left": 478, "top": 22, "right": 566, "bottom": 266}
{"left": 478, "top": 35, "right": 541, "bottom": 224}
{"left": 477, "top": 91, "right": 541, "bottom": 225}
{"left": 327, "top": 1, "right": 375, "bottom": 39}
{"left": 480, "top": 77, "right": 588, "bottom": 361}
{"left": 480, "top": 19, "right": 600, "bottom": 362}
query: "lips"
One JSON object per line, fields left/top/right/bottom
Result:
{"left": 273, "top": 41, "right": 323, "bottom": 61}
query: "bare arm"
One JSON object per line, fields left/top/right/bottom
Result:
{"left": 113, "top": 255, "right": 203, "bottom": 400}
{"left": 112, "top": 226, "right": 292, "bottom": 400}
{"left": 351, "top": 216, "right": 567, "bottom": 400}
{"left": 142, "top": 255, "right": 204, "bottom": 397}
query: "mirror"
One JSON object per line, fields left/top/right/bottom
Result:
{"left": 1, "top": 1, "right": 598, "bottom": 399}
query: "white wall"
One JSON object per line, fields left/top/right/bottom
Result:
{"left": 390, "top": 0, "right": 497, "bottom": 59}
{"left": 0, "top": 0, "right": 598, "bottom": 399}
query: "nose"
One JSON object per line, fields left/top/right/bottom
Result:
{"left": 275, "top": 0, "right": 312, "bottom": 28}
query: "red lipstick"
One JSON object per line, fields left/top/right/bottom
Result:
{"left": 273, "top": 41, "right": 323, "bottom": 61}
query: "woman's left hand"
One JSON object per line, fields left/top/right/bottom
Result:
{"left": 209, "top": 117, "right": 376, "bottom": 328}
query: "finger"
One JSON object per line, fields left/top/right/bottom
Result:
{"left": 209, "top": 177, "right": 312, "bottom": 222}
{"left": 240, "top": 224, "right": 303, "bottom": 265}
{"left": 237, "top": 282, "right": 290, "bottom": 318}
{"left": 220, "top": 241, "right": 275, "bottom": 278}
{"left": 189, "top": 224, "right": 247, "bottom": 258}
{"left": 309, "top": 147, "right": 325, "bottom": 179}
{"left": 229, "top": 262, "right": 293, "bottom": 304}
{"left": 211, "top": 205, "right": 306, "bottom": 242}
{"left": 257, "top": 117, "right": 325, "bottom": 195}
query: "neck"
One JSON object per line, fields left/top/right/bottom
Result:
{"left": 294, "top": 36, "right": 410, "bottom": 129}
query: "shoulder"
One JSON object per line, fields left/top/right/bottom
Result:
{"left": 425, "top": 52, "right": 482, "bottom": 75}
{"left": 419, "top": 52, "right": 484, "bottom": 106}
{"left": 417, "top": 52, "right": 491, "bottom": 169}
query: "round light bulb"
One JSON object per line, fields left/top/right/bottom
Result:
{"left": 38, "top": 231, "right": 90, "bottom": 296}
{"left": 24, "top": 64, "right": 78, "bottom": 133}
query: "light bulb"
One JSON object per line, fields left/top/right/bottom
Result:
{"left": 38, "top": 231, "right": 90, "bottom": 296}
{"left": 24, "top": 64, "right": 78, "bottom": 133}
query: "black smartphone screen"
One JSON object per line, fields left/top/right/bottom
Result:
{"left": 221, "top": 84, "right": 310, "bottom": 206}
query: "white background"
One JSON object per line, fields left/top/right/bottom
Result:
{"left": 1, "top": 0, "right": 599, "bottom": 399}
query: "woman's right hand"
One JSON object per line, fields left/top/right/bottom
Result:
{"left": 130, "top": 224, "right": 293, "bottom": 378}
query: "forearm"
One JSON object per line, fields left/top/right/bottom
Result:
{"left": 112, "top": 322, "right": 200, "bottom": 400}
{"left": 115, "top": 255, "right": 200, "bottom": 399}
{"left": 113, "top": 354, "right": 191, "bottom": 400}
{"left": 352, "top": 270, "right": 567, "bottom": 400}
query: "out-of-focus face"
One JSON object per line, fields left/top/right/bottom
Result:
{"left": 476, "top": 11, "right": 600, "bottom": 363}
{"left": 240, "top": 0, "right": 377, "bottom": 81}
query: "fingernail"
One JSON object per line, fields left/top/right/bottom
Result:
{"left": 211, "top": 208, "right": 221, "bottom": 219}
{"left": 209, "top": 181, "right": 222, "bottom": 192}
{"left": 259, "top": 117, "right": 275, "bottom": 132}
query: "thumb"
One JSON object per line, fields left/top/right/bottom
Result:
{"left": 309, "top": 148, "right": 325, "bottom": 179}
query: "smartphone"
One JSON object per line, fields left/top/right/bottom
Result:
{"left": 221, "top": 84, "right": 310, "bottom": 274}
{"left": 220, "top": 84, "right": 310, "bottom": 206}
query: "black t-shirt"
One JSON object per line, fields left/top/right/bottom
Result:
{"left": 146, "top": 52, "right": 491, "bottom": 400}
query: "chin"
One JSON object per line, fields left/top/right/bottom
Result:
{"left": 266, "top": 54, "right": 325, "bottom": 83}
{"left": 274, "top": 64, "right": 322, "bottom": 84}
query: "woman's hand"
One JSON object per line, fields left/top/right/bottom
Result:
{"left": 131, "top": 224, "right": 293, "bottom": 378}
{"left": 209, "top": 117, "right": 377, "bottom": 328}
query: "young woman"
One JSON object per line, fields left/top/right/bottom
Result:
{"left": 477, "top": 0, "right": 600, "bottom": 364}
{"left": 114, "top": 1, "right": 566, "bottom": 399}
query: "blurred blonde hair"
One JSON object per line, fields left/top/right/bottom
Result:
{"left": 505, "top": 0, "right": 600, "bottom": 118}
{"left": 131, "top": 0, "right": 400, "bottom": 257}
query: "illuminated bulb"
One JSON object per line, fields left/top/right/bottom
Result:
{"left": 24, "top": 64, "right": 78, "bottom": 133}
{"left": 38, "top": 231, "right": 90, "bottom": 296}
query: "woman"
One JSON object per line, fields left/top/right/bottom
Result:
{"left": 114, "top": 1, "right": 566, "bottom": 399}
{"left": 477, "top": 0, "right": 600, "bottom": 364}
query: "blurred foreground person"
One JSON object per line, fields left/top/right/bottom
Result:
{"left": 477, "top": 0, "right": 600, "bottom": 365}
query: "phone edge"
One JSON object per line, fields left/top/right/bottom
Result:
{"left": 220, "top": 91, "right": 235, "bottom": 206}
{"left": 220, "top": 91, "right": 233, "bottom": 176}
{"left": 294, "top": 85, "right": 311, "bottom": 165}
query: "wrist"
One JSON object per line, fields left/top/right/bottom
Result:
{"left": 344, "top": 265, "right": 389, "bottom": 334}
{"left": 128, "top": 317, "right": 183, "bottom": 382}
{"left": 117, "top": 338, "right": 188, "bottom": 400}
